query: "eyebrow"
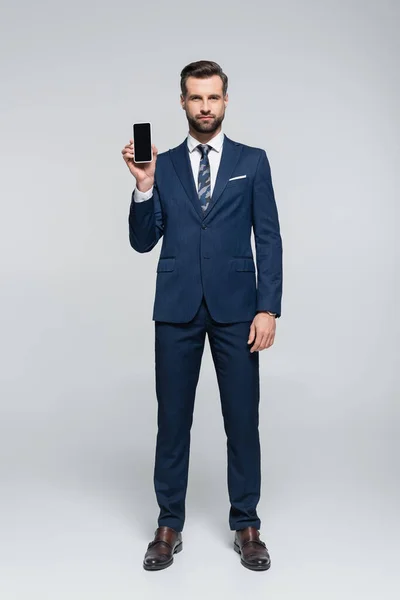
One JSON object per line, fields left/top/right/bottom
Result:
{"left": 189, "top": 94, "right": 221, "bottom": 99}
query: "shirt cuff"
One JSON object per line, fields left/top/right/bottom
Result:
{"left": 133, "top": 186, "right": 154, "bottom": 202}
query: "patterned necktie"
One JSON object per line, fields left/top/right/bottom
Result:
{"left": 197, "top": 144, "right": 212, "bottom": 211}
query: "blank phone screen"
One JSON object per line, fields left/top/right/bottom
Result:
{"left": 133, "top": 123, "right": 152, "bottom": 162}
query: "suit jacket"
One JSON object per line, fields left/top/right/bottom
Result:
{"left": 128, "top": 133, "right": 283, "bottom": 323}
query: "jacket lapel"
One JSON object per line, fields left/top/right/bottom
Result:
{"left": 204, "top": 135, "right": 242, "bottom": 221}
{"left": 169, "top": 134, "right": 242, "bottom": 221}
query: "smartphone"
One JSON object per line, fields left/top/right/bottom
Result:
{"left": 133, "top": 122, "right": 153, "bottom": 163}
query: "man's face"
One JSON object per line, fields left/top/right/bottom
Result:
{"left": 180, "top": 75, "right": 228, "bottom": 135}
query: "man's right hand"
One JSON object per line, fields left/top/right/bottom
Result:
{"left": 121, "top": 139, "right": 158, "bottom": 192}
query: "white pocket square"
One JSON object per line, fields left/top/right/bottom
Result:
{"left": 228, "top": 175, "right": 247, "bottom": 181}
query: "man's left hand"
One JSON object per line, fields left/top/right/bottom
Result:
{"left": 247, "top": 312, "right": 276, "bottom": 352}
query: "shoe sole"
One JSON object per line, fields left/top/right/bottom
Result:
{"left": 233, "top": 540, "right": 271, "bottom": 571}
{"left": 143, "top": 541, "right": 183, "bottom": 571}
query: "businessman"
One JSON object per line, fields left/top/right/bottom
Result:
{"left": 121, "top": 60, "right": 283, "bottom": 572}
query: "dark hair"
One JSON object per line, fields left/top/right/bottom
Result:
{"left": 180, "top": 60, "right": 228, "bottom": 98}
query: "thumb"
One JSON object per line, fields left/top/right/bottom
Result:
{"left": 247, "top": 323, "right": 256, "bottom": 344}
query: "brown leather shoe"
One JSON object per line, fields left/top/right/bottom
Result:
{"left": 143, "top": 526, "right": 183, "bottom": 571}
{"left": 234, "top": 526, "right": 271, "bottom": 571}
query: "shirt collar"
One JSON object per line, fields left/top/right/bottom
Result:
{"left": 187, "top": 129, "right": 224, "bottom": 153}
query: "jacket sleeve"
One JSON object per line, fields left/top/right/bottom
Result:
{"left": 252, "top": 149, "right": 283, "bottom": 318}
{"left": 128, "top": 173, "right": 164, "bottom": 253}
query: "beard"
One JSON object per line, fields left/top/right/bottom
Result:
{"left": 186, "top": 111, "right": 225, "bottom": 135}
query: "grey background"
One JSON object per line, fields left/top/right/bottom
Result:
{"left": 0, "top": 0, "right": 398, "bottom": 598}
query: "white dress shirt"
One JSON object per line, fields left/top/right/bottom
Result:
{"left": 133, "top": 129, "right": 225, "bottom": 202}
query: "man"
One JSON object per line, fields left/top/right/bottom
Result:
{"left": 121, "top": 60, "right": 283, "bottom": 572}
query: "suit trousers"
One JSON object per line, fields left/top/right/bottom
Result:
{"left": 153, "top": 294, "right": 262, "bottom": 532}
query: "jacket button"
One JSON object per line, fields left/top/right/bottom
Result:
{"left": 201, "top": 224, "right": 207, "bottom": 229}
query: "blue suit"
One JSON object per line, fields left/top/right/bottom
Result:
{"left": 129, "top": 133, "right": 283, "bottom": 531}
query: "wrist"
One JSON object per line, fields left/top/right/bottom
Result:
{"left": 136, "top": 179, "right": 154, "bottom": 193}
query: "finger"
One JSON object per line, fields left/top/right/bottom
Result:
{"left": 266, "top": 332, "right": 275, "bottom": 348}
{"left": 247, "top": 324, "right": 256, "bottom": 344}
{"left": 250, "top": 333, "right": 263, "bottom": 352}
{"left": 122, "top": 149, "right": 133, "bottom": 163}
{"left": 258, "top": 333, "right": 270, "bottom": 351}
{"left": 262, "top": 332, "right": 274, "bottom": 350}
{"left": 258, "top": 331, "right": 270, "bottom": 351}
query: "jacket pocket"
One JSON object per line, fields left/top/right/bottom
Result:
{"left": 234, "top": 258, "right": 255, "bottom": 272}
{"left": 156, "top": 257, "right": 176, "bottom": 272}
{"left": 226, "top": 176, "right": 248, "bottom": 188}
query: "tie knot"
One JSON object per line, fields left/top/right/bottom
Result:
{"left": 197, "top": 143, "right": 211, "bottom": 158}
